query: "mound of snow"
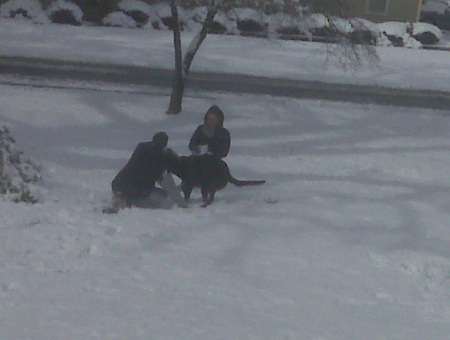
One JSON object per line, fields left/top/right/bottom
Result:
{"left": 227, "top": 7, "right": 268, "bottom": 24}
{"left": 187, "top": 6, "right": 235, "bottom": 34}
{"left": 102, "top": 11, "right": 137, "bottom": 28}
{"left": 378, "top": 21, "right": 408, "bottom": 37}
{"left": 117, "top": 0, "right": 158, "bottom": 26}
{"left": 227, "top": 7, "right": 268, "bottom": 34}
{"left": 378, "top": 21, "right": 422, "bottom": 48}
{"left": 268, "top": 13, "right": 306, "bottom": 35}
{"left": 150, "top": 2, "right": 188, "bottom": 30}
{"left": 413, "top": 22, "right": 442, "bottom": 40}
{"left": 306, "top": 13, "right": 329, "bottom": 30}
{"left": 47, "top": 0, "right": 83, "bottom": 25}
{"left": 0, "top": 0, "right": 49, "bottom": 24}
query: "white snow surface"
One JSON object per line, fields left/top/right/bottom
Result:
{"left": 0, "top": 19, "right": 449, "bottom": 92}
{"left": 103, "top": 11, "right": 137, "bottom": 28}
{"left": 0, "top": 0, "right": 49, "bottom": 24}
{"left": 0, "top": 18, "right": 450, "bottom": 340}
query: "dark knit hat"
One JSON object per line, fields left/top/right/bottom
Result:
{"left": 152, "top": 131, "right": 168, "bottom": 148}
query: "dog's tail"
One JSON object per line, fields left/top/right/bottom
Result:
{"left": 229, "top": 175, "right": 266, "bottom": 187}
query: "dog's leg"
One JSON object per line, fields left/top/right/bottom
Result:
{"left": 201, "top": 187, "right": 209, "bottom": 203}
{"left": 201, "top": 190, "right": 216, "bottom": 208}
{"left": 207, "top": 191, "right": 216, "bottom": 204}
{"left": 182, "top": 183, "right": 193, "bottom": 201}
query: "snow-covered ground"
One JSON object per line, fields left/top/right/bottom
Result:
{"left": 0, "top": 18, "right": 450, "bottom": 340}
{"left": 0, "top": 19, "right": 449, "bottom": 92}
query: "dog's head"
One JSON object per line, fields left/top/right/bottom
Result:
{"left": 165, "top": 148, "right": 186, "bottom": 178}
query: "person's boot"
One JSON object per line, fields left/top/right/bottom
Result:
{"left": 103, "top": 192, "right": 128, "bottom": 214}
{"left": 114, "top": 192, "right": 129, "bottom": 209}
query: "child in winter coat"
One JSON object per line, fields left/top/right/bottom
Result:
{"left": 188, "top": 105, "right": 230, "bottom": 158}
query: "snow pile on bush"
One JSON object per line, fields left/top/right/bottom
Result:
{"left": 0, "top": 0, "right": 442, "bottom": 48}
{"left": 0, "top": 127, "right": 43, "bottom": 203}
{"left": 268, "top": 13, "right": 309, "bottom": 37}
{"left": 103, "top": 11, "right": 137, "bottom": 28}
{"left": 378, "top": 22, "right": 422, "bottom": 48}
{"left": 227, "top": 7, "right": 268, "bottom": 35}
{"left": 151, "top": 2, "right": 189, "bottom": 30}
{"left": 413, "top": 22, "right": 443, "bottom": 44}
{"left": 47, "top": 0, "right": 83, "bottom": 26}
{"left": 188, "top": 6, "right": 235, "bottom": 34}
{"left": 378, "top": 21, "right": 444, "bottom": 47}
{"left": 0, "top": 0, "right": 49, "bottom": 24}
{"left": 117, "top": 0, "right": 159, "bottom": 28}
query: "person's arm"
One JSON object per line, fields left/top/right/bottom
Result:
{"left": 189, "top": 125, "right": 206, "bottom": 155}
{"left": 210, "top": 128, "right": 230, "bottom": 158}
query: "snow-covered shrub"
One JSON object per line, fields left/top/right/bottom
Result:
{"left": 378, "top": 22, "right": 422, "bottom": 48}
{"left": 117, "top": 0, "right": 158, "bottom": 28}
{"left": 152, "top": 3, "right": 188, "bottom": 30}
{"left": 227, "top": 7, "right": 268, "bottom": 35}
{"left": 47, "top": 0, "right": 83, "bottom": 26}
{"left": 0, "top": 0, "right": 49, "bottom": 24}
{"left": 102, "top": 10, "right": 137, "bottom": 28}
{"left": 0, "top": 126, "right": 42, "bottom": 203}
{"left": 412, "top": 22, "right": 442, "bottom": 45}
{"left": 306, "top": 13, "right": 338, "bottom": 39}
{"left": 268, "top": 13, "right": 303, "bottom": 36}
{"left": 212, "top": 11, "right": 238, "bottom": 34}
{"left": 189, "top": 6, "right": 235, "bottom": 34}
{"left": 345, "top": 19, "right": 380, "bottom": 46}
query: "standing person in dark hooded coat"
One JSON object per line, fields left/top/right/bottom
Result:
{"left": 189, "top": 105, "right": 230, "bottom": 158}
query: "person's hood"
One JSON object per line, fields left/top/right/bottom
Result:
{"left": 203, "top": 105, "right": 224, "bottom": 127}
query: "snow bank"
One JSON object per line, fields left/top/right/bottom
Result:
{"left": 47, "top": 0, "right": 83, "bottom": 23}
{"left": 0, "top": 0, "right": 49, "bottom": 23}
{"left": 102, "top": 11, "right": 137, "bottom": 28}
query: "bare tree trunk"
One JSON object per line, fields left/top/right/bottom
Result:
{"left": 166, "top": 0, "right": 184, "bottom": 114}
{"left": 183, "top": 6, "right": 218, "bottom": 75}
{"left": 166, "top": 1, "right": 219, "bottom": 114}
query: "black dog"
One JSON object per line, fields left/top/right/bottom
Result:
{"left": 167, "top": 152, "right": 265, "bottom": 207}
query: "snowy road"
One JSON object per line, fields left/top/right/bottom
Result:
{"left": 1, "top": 55, "right": 449, "bottom": 110}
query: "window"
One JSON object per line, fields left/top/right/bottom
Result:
{"left": 367, "top": 0, "right": 389, "bottom": 15}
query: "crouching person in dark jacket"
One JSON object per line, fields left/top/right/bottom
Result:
{"left": 108, "top": 131, "right": 186, "bottom": 212}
